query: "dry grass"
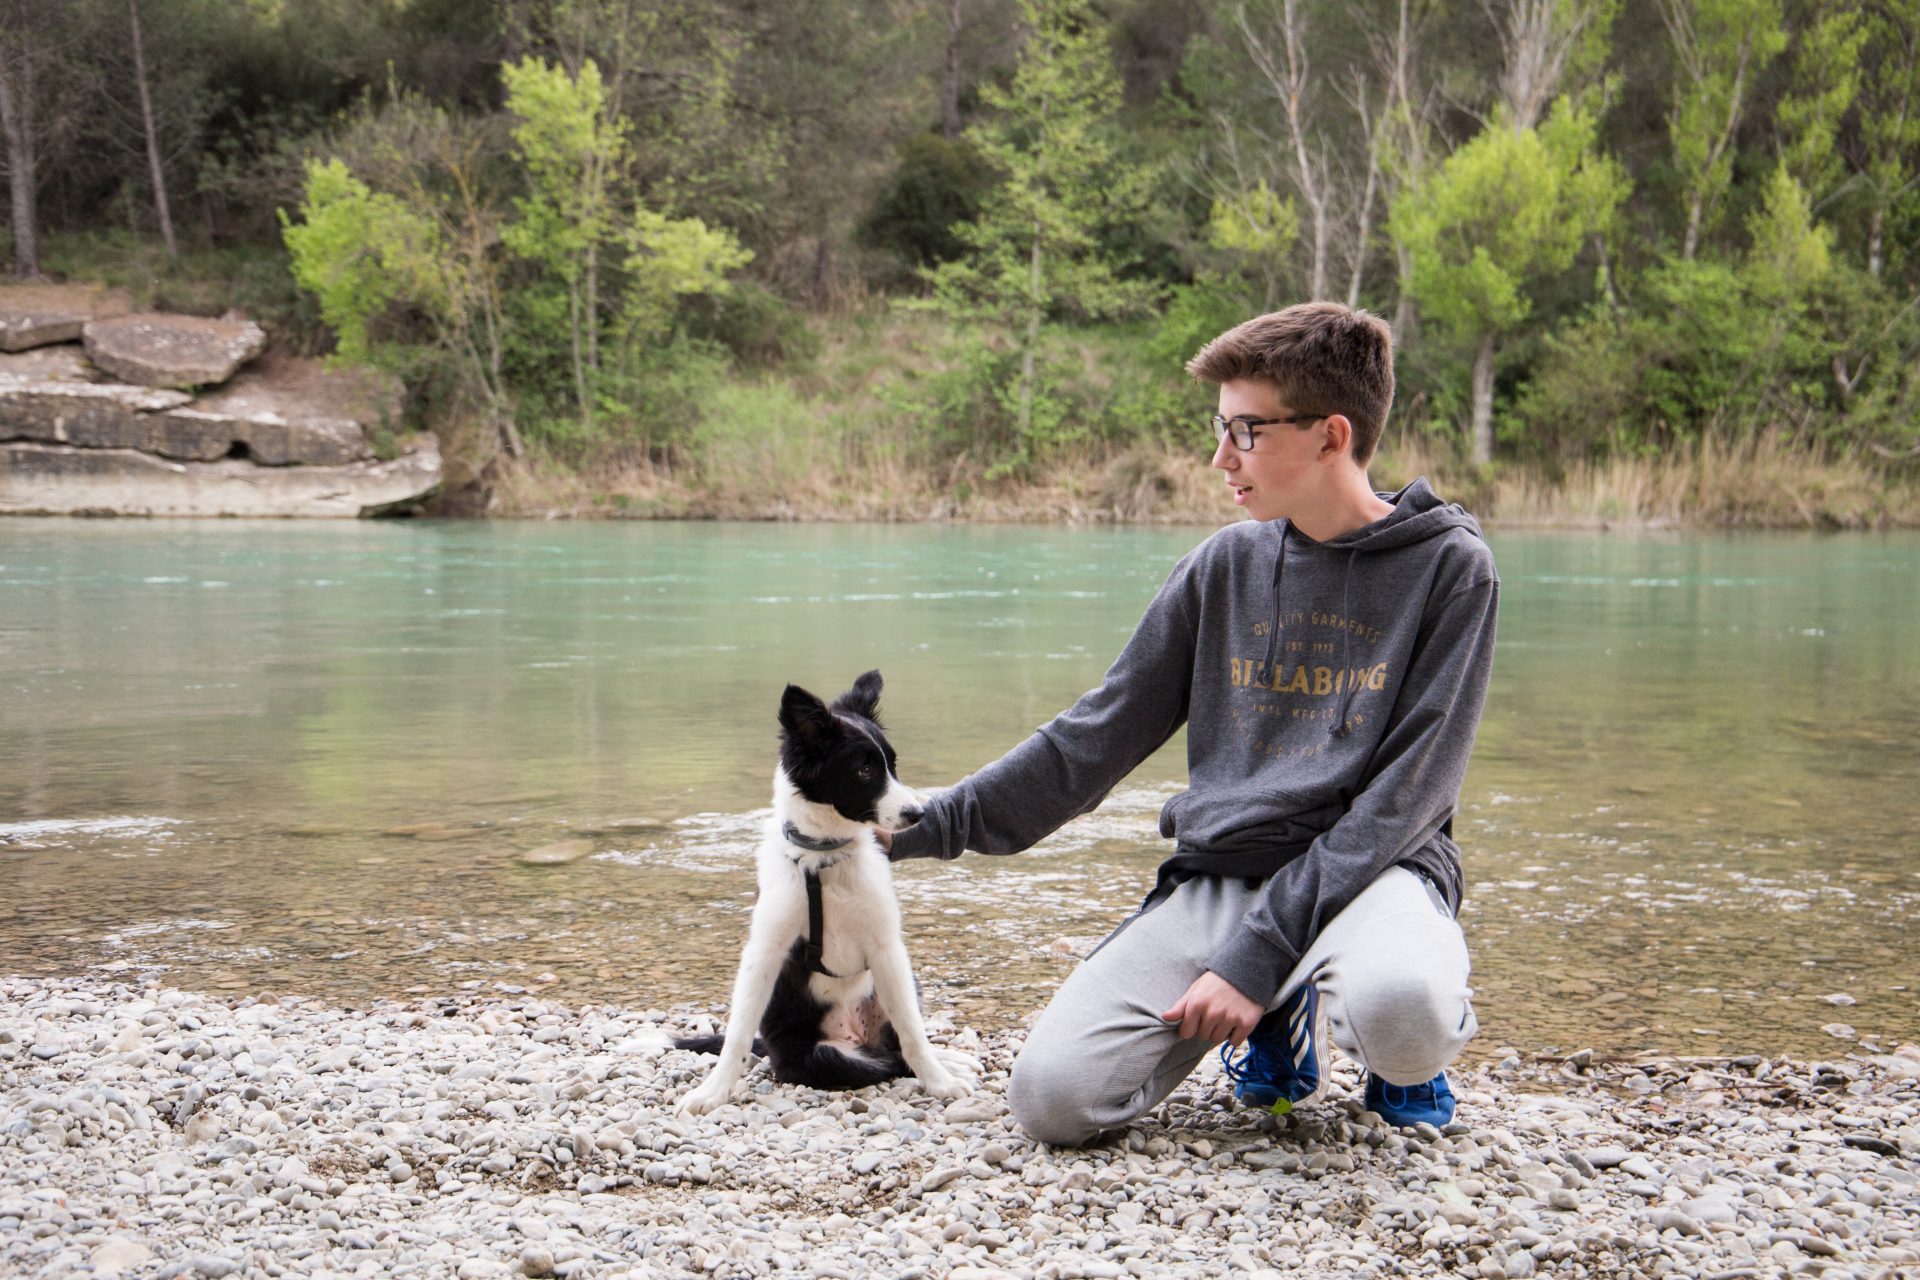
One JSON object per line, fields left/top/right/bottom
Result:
{"left": 491, "top": 427, "right": 1920, "bottom": 528}
{"left": 1377, "top": 430, "right": 1920, "bottom": 530}
{"left": 490, "top": 437, "right": 1238, "bottom": 525}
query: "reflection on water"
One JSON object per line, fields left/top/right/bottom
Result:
{"left": 2, "top": 520, "right": 1917, "bottom": 1060}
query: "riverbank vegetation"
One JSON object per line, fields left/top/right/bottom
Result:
{"left": 5, "top": 0, "right": 1918, "bottom": 526}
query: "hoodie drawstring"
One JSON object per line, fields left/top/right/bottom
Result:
{"left": 1330, "top": 549, "right": 1357, "bottom": 738}
{"left": 1260, "top": 524, "right": 1288, "bottom": 687}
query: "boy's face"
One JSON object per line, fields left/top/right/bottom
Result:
{"left": 1210, "top": 378, "right": 1333, "bottom": 523}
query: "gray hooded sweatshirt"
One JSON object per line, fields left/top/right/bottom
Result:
{"left": 888, "top": 476, "right": 1499, "bottom": 1004}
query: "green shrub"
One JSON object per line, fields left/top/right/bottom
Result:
{"left": 859, "top": 132, "right": 995, "bottom": 270}
{"left": 683, "top": 281, "right": 820, "bottom": 369}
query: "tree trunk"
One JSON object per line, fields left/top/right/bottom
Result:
{"left": 1346, "top": 76, "right": 1379, "bottom": 308}
{"left": 1595, "top": 232, "right": 1619, "bottom": 317}
{"left": 1868, "top": 204, "right": 1884, "bottom": 279}
{"left": 568, "top": 283, "right": 591, "bottom": 428}
{"left": 584, "top": 240, "right": 599, "bottom": 373}
{"left": 1018, "top": 230, "right": 1040, "bottom": 444}
{"left": 943, "top": 0, "right": 962, "bottom": 140}
{"left": 1017, "top": 90, "right": 1048, "bottom": 447}
{"left": 1470, "top": 332, "right": 1496, "bottom": 465}
{"left": 812, "top": 205, "right": 834, "bottom": 305}
{"left": 1392, "top": 241, "right": 1417, "bottom": 345}
{"left": 128, "top": 0, "right": 176, "bottom": 258}
{"left": 1681, "top": 193, "right": 1703, "bottom": 261}
{"left": 0, "top": 55, "right": 41, "bottom": 279}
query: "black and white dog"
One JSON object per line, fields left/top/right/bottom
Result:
{"left": 676, "top": 671, "right": 974, "bottom": 1114}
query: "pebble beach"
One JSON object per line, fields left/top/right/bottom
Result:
{"left": 2, "top": 976, "right": 1915, "bottom": 1280}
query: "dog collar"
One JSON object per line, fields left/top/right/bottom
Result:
{"left": 782, "top": 822, "right": 852, "bottom": 854}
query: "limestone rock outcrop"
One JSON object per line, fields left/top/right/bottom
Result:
{"left": 0, "top": 435, "right": 442, "bottom": 518}
{"left": 0, "top": 293, "right": 438, "bottom": 517}
{"left": 171, "top": 353, "right": 403, "bottom": 466}
{"left": 83, "top": 313, "right": 269, "bottom": 389}
{"left": 0, "top": 284, "right": 132, "bottom": 353}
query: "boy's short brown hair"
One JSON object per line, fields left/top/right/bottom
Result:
{"left": 1185, "top": 302, "right": 1395, "bottom": 464}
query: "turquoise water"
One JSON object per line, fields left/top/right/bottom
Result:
{"left": 2, "top": 519, "right": 1916, "bottom": 1059}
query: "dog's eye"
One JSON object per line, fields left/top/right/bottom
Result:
{"left": 857, "top": 765, "right": 875, "bottom": 780}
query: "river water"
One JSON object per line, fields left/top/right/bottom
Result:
{"left": 2, "top": 518, "right": 1915, "bottom": 1061}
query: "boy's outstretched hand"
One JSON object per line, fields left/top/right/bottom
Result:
{"left": 1162, "top": 971, "right": 1263, "bottom": 1047}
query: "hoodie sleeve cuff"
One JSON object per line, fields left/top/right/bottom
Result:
{"left": 886, "top": 821, "right": 950, "bottom": 862}
{"left": 1206, "top": 930, "right": 1298, "bottom": 1008}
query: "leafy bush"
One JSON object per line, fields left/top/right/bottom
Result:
{"left": 684, "top": 281, "right": 821, "bottom": 369}
{"left": 860, "top": 132, "right": 995, "bottom": 270}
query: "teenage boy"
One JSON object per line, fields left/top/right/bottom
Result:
{"left": 883, "top": 302, "right": 1498, "bottom": 1147}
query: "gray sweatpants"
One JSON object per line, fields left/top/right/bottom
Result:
{"left": 1007, "top": 866, "right": 1476, "bottom": 1146}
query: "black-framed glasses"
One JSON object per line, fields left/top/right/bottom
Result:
{"left": 1210, "top": 413, "right": 1327, "bottom": 450}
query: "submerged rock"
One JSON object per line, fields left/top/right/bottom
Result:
{"left": 518, "top": 839, "right": 596, "bottom": 866}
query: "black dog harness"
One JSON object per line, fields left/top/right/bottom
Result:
{"left": 783, "top": 822, "right": 851, "bottom": 978}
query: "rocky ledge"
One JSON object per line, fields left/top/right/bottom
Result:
{"left": 0, "top": 283, "right": 132, "bottom": 353}
{"left": 0, "top": 289, "right": 440, "bottom": 518}
{"left": 2, "top": 976, "right": 1913, "bottom": 1280}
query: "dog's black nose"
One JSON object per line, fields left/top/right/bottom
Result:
{"left": 899, "top": 805, "right": 924, "bottom": 825}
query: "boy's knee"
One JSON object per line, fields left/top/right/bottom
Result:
{"left": 1007, "top": 1039, "right": 1104, "bottom": 1147}
{"left": 1341, "top": 970, "right": 1475, "bottom": 1084}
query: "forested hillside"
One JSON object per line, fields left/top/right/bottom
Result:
{"left": 4, "top": 0, "right": 1916, "bottom": 523}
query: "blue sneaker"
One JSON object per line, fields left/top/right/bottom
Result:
{"left": 1217, "top": 982, "right": 1328, "bottom": 1114}
{"left": 1364, "top": 1071, "right": 1456, "bottom": 1127}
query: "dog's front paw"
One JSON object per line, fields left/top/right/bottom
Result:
{"left": 678, "top": 1078, "right": 734, "bottom": 1116}
{"left": 934, "top": 1048, "right": 981, "bottom": 1078}
{"left": 917, "top": 1066, "right": 974, "bottom": 1099}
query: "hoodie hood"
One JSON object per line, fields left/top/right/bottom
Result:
{"left": 1314, "top": 476, "right": 1485, "bottom": 551}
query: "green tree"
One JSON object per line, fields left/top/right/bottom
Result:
{"left": 501, "top": 56, "right": 626, "bottom": 426}
{"left": 279, "top": 94, "right": 526, "bottom": 460}
{"left": 1656, "top": 0, "right": 1787, "bottom": 260}
{"left": 1776, "top": 2, "right": 1864, "bottom": 202}
{"left": 1389, "top": 99, "right": 1627, "bottom": 462}
{"left": 922, "top": 0, "right": 1158, "bottom": 460}
{"left": 280, "top": 60, "right": 756, "bottom": 458}
{"left": 1852, "top": 0, "right": 1920, "bottom": 280}
{"left": 1205, "top": 176, "right": 1299, "bottom": 309}
{"left": 280, "top": 157, "right": 441, "bottom": 364}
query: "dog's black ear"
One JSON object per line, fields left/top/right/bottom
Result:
{"left": 779, "top": 683, "right": 836, "bottom": 745}
{"left": 832, "top": 669, "right": 883, "bottom": 724}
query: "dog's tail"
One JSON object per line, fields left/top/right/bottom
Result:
{"left": 787, "top": 1042, "right": 911, "bottom": 1091}
{"left": 673, "top": 1034, "right": 766, "bottom": 1057}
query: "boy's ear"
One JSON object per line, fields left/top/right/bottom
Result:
{"left": 779, "top": 684, "right": 836, "bottom": 745}
{"left": 831, "top": 669, "right": 884, "bottom": 724}
{"left": 1320, "top": 414, "right": 1353, "bottom": 460}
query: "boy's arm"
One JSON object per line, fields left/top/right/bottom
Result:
{"left": 888, "top": 560, "right": 1198, "bottom": 862}
{"left": 1206, "top": 574, "right": 1499, "bottom": 1004}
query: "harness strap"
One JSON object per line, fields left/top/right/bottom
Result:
{"left": 803, "top": 869, "right": 841, "bottom": 978}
